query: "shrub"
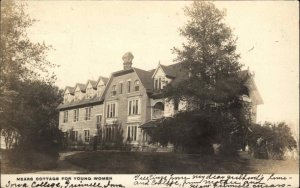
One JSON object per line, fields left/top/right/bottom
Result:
{"left": 248, "top": 122, "right": 297, "bottom": 160}
{"left": 149, "top": 111, "right": 244, "bottom": 155}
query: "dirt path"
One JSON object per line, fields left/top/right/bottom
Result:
{"left": 31, "top": 151, "right": 88, "bottom": 174}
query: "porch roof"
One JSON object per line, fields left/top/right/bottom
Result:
{"left": 139, "top": 120, "right": 159, "bottom": 129}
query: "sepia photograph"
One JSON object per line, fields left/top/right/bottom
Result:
{"left": 0, "top": 0, "right": 299, "bottom": 187}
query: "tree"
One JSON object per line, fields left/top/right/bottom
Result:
{"left": 1, "top": 1, "right": 63, "bottom": 171}
{"left": 152, "top": 2, "right": 251, "bottom": 155}
{"left": 248, "top": 122, "right": 297, "bottom": 160}
{"left": 0, "top": 0, "right": 57, "bottom": 130}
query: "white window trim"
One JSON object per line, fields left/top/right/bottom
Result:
{"left": 128, "top": 98, "right": 141, "bottom": 116}
{"left": 63, "top": 111, "right": 68, "bottom": 123}
{"left": 84, "top": 129, "right": 90, "bottom": 143}
{"left": 73, "top": 109, "right": 79, "bottom": 122}
{"left": 106, "top": 102, "right": 118, "bottom": 118}
{"left": 85, "top": 107, "right": 92, "bottom": 121}
{"left": 96, "top": 114, "right": 102, "bottom": 128}
{"left": 127, "top": 125, "right": 138, "bottom": 142}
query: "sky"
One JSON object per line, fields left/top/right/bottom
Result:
{"left": 25, "top": 1, "right": 299, "bottom": 132}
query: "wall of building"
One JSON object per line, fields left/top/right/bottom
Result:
{"left": 103, "top": 71, "right": 150, "bottom": 144}
{"left": 59, "top": 104, "right": 104, "bottom": 143}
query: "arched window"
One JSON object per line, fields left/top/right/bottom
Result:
{"left": 152, "top": 102, "right": 164, "bottom": 119}
{"left": 134, "top": 80, "right": 140, "bottom": 91}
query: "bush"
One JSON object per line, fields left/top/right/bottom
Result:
{"left": 149, "top": 111, "right": 244, "bottom": 155}
{"left": 248, "top": 122, "right": 297, "bottom": 160}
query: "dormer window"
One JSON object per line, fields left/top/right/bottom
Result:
{"left": 75, "top": 90, "right": 81, "bottom": 101}
{"left": 134, "top": 80, "right": 140, "bottom": 91}
{"left": 64, "top": 93, "right": 69, "bottom": 103}
{"left": 97, "top": 84, "right": 104, "bottom": 97}
{"left": 111, "top": 85, "right": 116, "bottom": 96}
{"left": 154, "top": 78, "right": 164, "bottom": 90}
{"left": 86, "top": 87, "right": 93, "bottom": 99}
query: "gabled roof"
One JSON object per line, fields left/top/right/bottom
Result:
{"left": 64, "top": 86, "right": 75, "bottom": 95}
{"left": 86, "top": 80, "right": 97, "bottom": 89}
{"left": 133, "top": 67, "right": 155, "bottom": 91}
{"left": 160, "top": 64, "right": 177, "bottom": 78}
{"left": 75, "top": 83, "right": 86, "bottom": 92}
{"left": 57, "top": 94, "right": 103, "bottom": 110}
{"left": 97, "top": 76, "right": 109, "bottom": 86}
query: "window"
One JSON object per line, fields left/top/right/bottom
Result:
{"left": 154, "top": 77, "right": 167, "bottom": 90}
{"left": 119, "top": 83, "right": 123, "bottom": 94}
{"left": 127, "top": 125, "right": 137, "bottom": 141}
{"left": 106, "top": 103, "right": 117, "bottom": 118}
{"left": 84, "top": 130, "right": 90, "bottom": 142}
{"left": 154, "top": 79, "right": 158, "bottom": 90}
{"left": 96, "top": 115, "right": 102, "bottom": 129}
{"left": 85, "top": 107, "right": 92, "bottom": 120}
{"left": 174, "top": 99, "right": 179, "bottom": 111}
{"left": 142, "top": 130, "right": 149, "bottom": 142}
{"left": 111, "top": 85, "right": 116, "bottom": 96}
{"left": 86, "top": 87, "right": 93, "bottom": 99}
{"left": 158, "top": 78, "right": 161, "bottom": 89}
{"left": 97, "top": 84, "right": 104, "bottom": 97}
{"left": 75, "top": 90, "right": 81, "bottom": 101}
{"left": 134, "top": 80, "right": 140, "bottom": 91}
{"left": 128, "top": 99, "right": 140, "bottom": 115}
{"left": 63, "top": 111, "right": 68, "bottom": 123}
{"left": 70, "top": 131, "right": 78, "bottom": 141}
{"left": 64, "top": 94, "right": 68, "bottom": 103}
{"left": 104, "top": 126, "right": 116, "bottom": 142}
{"left": 127, "top": 81, "right": 131, "bottom": 93}
{"left": 73, "top": 109, "right": 79, "bottom": 122}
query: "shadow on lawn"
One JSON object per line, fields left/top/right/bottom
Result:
{"left": 65, "top": 151, "right": 255, "bottom": 174}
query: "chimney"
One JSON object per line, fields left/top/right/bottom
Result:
{"left": 122, "top": 52, "right": 134, "bottom": 70}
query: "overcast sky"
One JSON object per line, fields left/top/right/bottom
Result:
{"left": 25, "top": 1, "right": 299, "bottom": 130}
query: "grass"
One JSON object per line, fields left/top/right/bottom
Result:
{"left": 65, "top": 151, "right": 252, "bottom": 174}
{"left": 1, "top": 149, "right": 58, "bottom": 174}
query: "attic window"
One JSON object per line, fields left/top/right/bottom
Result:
{"left": 97, "top": 84, "right": 104, "bottom": 97}
{"left": 112, "top": 85, "right": 116, "bottom": 96}
{"left": 134, "top": 80, "right": 140, "bottom": 91}
{"left": 154, "top": 78, "right": 164, "bottom": 90}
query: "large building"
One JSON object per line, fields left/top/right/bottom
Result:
{"left": 57, "top": 52, "right": 263, "bottom": 149}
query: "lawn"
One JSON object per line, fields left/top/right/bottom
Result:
{"left": 65, "top": 151, "right": 252, "bottom": 174}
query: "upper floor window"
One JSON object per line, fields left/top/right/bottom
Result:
{"left": 64, "top": 94, "right": 69, "bottom": 103}
{"left": 152, "top": 102, "right": 164, "bottom": 119}
{"left": 97, "top": 84, "right": 104, "bottom": 97}
{"left": 128, "top": 99, "right": 140, "bottom": 115}
{"left": 174, "top": 99, "right": 179, "bottom": 111}
{"left": 119, "top": 82, "right": 123, "bottom": 94}
{"left": 111, "top": 85, "right": 116, "bottom": 96}
{"left": 134, "top": 80, "right": 140, "bottom": 91}
{"left": 63, "top": 111, "right": 68, "bottom": 123}
{"left": 86, "top": 87, "right": 93, "bottom": 99}
{"left": 75, "top": 90, "right": 81, "bottom": 101}
{"left": 73, "top": 109, "right": 79, "bottom": 122}
{"left": 154, "top": 77, "right": 167, "bottom": 90}
{"left": 106, "top": 103, "right": 117, "bottom": 118}
{"left": 96, "top": 115, "right": 102, "bottom": 129}
{"left": 154, "top": 79, "right": 158, "bottom": 90}
{"left": 85, "top": 107, "right": 92, "bottom": 120}
{"left": 127, "top": 80, "right": 131, "bottom": 93}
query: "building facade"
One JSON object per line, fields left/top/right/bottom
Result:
{"left": 57, "top": 52, "right": 263, "bottom": 149}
